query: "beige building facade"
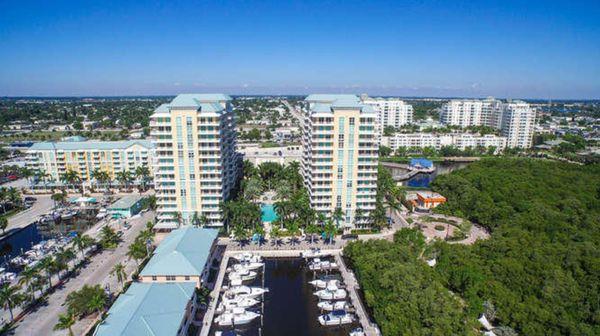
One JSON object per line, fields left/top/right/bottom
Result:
{"left": 302, "top": 95, "right": 378, "bottom": 229}
{"left": 150, "top": 94, "right": 241, "bottom": 228}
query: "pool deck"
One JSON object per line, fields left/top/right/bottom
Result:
{"left": 199, "top": 246, "right": 379, "bottom": 336}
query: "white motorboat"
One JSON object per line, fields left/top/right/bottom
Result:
{"left": 214, "top": 307, "right": 260, "bottom": 326}
{"left": 61, "top": 210, "right": 77, "bottom": 220}
{"left": 232, "top": 252, "right": 262, "bottom": 263}
{"left": 317, "top": 300, "right": 350, "bottom": 312}
{"left": 215, "top": 331, "right": 241, "bottom": 336}
{"left": 224, "top": 286, "right": 269, "bottom": 299}
{"left": 314, "top": 288, "right": 347, "bottom": 300}
{"left": 308, "top": 258, "right": 338, "bottom": 271}
{"left": 318, "top": 310, "right": 354, "bottom": 326}
{"left": 309, "top": 279, "right": 341, "bottom": 289}
{"left": 96, "top": 209, "right": 108, "bottom": 219}
{"left": 301, "top": 248, "right": 330, "bottom": 258}
{"left": 232, "top": 261, "right": 264, "bottom": 271}
{"left": 0, "top": 271, "right": 16, "bottom": 283}
{"left": 217, "top": 296, "right": 260, "bottom": 313}
{"left": 228, "top": 269, "right": 258, "bottom": 282}
{"left": 349, "top": 327, "right": 366, "bottom": 336}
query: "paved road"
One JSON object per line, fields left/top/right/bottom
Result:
{"left": 282, "top": 99, "right": 304, "bottom": 123}
{"left": 4, "top": 195, "right": 53, "bottom": 233}
{"left": 11, "top": 210, "right": 155, "bottom": 336}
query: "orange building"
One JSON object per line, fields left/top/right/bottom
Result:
{"left": 412, "top": 191, "right": 446, "bottom": 210}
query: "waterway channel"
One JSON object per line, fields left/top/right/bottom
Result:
{"left": 386, "top": 161, "right": 471, "bottom": 188}
{"left": 0, "top": 209, "right": 98, "bottom": 271}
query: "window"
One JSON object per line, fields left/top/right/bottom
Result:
{"left": 185, "top": 276, "right": 190, "bottom": 281}
{"left": 152, "top": 276, "right": 157, "bottom": 281}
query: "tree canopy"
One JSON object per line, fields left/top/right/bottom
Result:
{"left": 346, "top": 158, "right": 600, "bottom": 335}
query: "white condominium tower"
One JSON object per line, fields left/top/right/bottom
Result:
{"left": 439, "top": 97, "right": 502, "bottom": 128}
{"left": 301, "top": 94, "right": 378, "bottom": 229}
{"left": 501, "top": 101, "right": 536, "bottom": 148}
{"left": 150, "top": 94, "right": 241, "bottom": 229}
{"left": 361, "top": 96, "right": 414, "bottom": 131}
{"left": 440, "top": 98, "right": 535, "bottom": 148}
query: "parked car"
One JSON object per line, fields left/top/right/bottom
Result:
{"left": 341, "top": 234, "right": 358, "bottom": 240}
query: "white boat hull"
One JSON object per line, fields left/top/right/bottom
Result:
{"left": 314, "top": 289, "right": 347, "bottom": 300}
{"left": 214, "top": 310, "right": 260, "bottom": 326}
{"left": 318, "top": 311, "right": 354, "bottom": 326}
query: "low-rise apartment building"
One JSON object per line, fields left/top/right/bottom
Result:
{"left": 94, "top": 282, "right": 197, "bottom": 336}
{"left": 26, "top": 140, "right": 154, "bottom": 188}
{"left": 381, "top": 133, "right": 507, "bottom": 153}
{"left": 139, "top": 227, "right": 219, "bottom": 287}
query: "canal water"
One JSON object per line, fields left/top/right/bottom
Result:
{"left": 211, "top": 258, "right": 359, "bottom": 336}
{"left": 387, "top": 161, "right": 471, "bottom": 188}
{"left": 0, "top": 209, "right": 98, "bottom": 271}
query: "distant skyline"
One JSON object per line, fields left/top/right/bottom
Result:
{"left": 1, "top": 0, "right": 599, "bottom": 99}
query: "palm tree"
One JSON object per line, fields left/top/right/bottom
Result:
{"left": 134, "top": 166, "right": 150, "bottom": 191}
{"left": 56, "top": 248, "right": 76, "bottom": 277}
{"left": 72, "top": 233, "right": 94, "bottom": 258}
{"left": 116, "top": 170, "right": 132, "bottom": 191}
{"left": 191, "top": 211, "right": 200, "bottom": 228}
{"left": 0, "top": 187, "right": 7, "bottom": 214}
{"left": 87, "top": 291, "right": 107, "bottom": 316}
{"left": 7, "top": 187, "right": 21, "bottom": 207}
{"left": 0, "top": 283, "right": 24, "bottom": 321}
{"left": 354, "top": 208, "right": 364, "bottom": 229}
{"left": 91, "top": 169, "right": 108, "bottom": 191}
{"left": 199, "top": 214, "right": 209, "bottom": 228}
{"left": 54, "top": 312, "right": 76, "bottom": 336}
{"left": 18, "top": 266, "right": 39, "bottom": 301}
{"left": 286, "top": 220, "right": 300, "bottom": 245}
{"left": 332, "top": 207, "right": 344, "bottom": 229}
{"left": 317, "top": 212, "right": 327, "bottom": 227}
{"left": 38, "top": 256, "right": 56, "bottom": 288}
{"left": 305, "top": 223, "right": 319, "bottom": 244}
{"left": 111, "top": 263, "right": 127, "bottom": 287}
{"left": 0, "top": 217, "right": 8, "bottom": 235}
{"left": 173, "top": 212, "right": 183, "bottom": 228}
{"left": 243, "top": 177, "right": 263, "bottom": 203}
{"left": 127, "top": 241, "right": 146, "bottom": 266}
{"left": 324, "top": 219, "right": 336, "bottom": 244}
{"left": 62, "top": 169, "right": 81, "bottom": 193}
{"left": 51, "top": 191, "right": 67, "bottom": 209}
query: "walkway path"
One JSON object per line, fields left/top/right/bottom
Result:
{"left": 335, "top": 254, "right": 380, "bottom": 336}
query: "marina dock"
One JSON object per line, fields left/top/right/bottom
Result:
{"left": 200, "top": 247, "right": 378, "bottom": 336}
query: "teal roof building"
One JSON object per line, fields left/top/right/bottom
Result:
{"left": 94, "top": 282, "right": 196, "bottom": 336}
{"left": 28, "top": 139, "right": 154, "bottom": 151}
{"left": 305, "top": 94, "right": 375, "bottom": 114}
{"left": 140, "top": 227, "right": 219, "bottom": 277}
{"left": 152, "top": 94, "right": 232, "bottom": 115}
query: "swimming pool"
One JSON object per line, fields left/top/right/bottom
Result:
{"left": 261, "top": 204, "right": 278, "bottom": 222}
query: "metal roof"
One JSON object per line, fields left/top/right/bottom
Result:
{"left": 108, "top": 195, "right": 143, "bottom": 210}
{"left": 94, "top": 282, "right": 195, "bottom": 336}
{"left": 152, "top": 94, "right": 231, "bottom": 114}
{"left": 28, "top": 140, "right": 154, "bottom": 151}
{"left": 140, "top": 226, "right": 218, "bottom": 277}
{"left": 305, "top": 94, "right": 360, "bottom": 103}
{"left": 305, "top": 94, "right": 375, "bottom": 114}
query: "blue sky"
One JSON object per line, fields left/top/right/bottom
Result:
{"left": 0, "top": 0, "right": 599, "bottom": 98}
